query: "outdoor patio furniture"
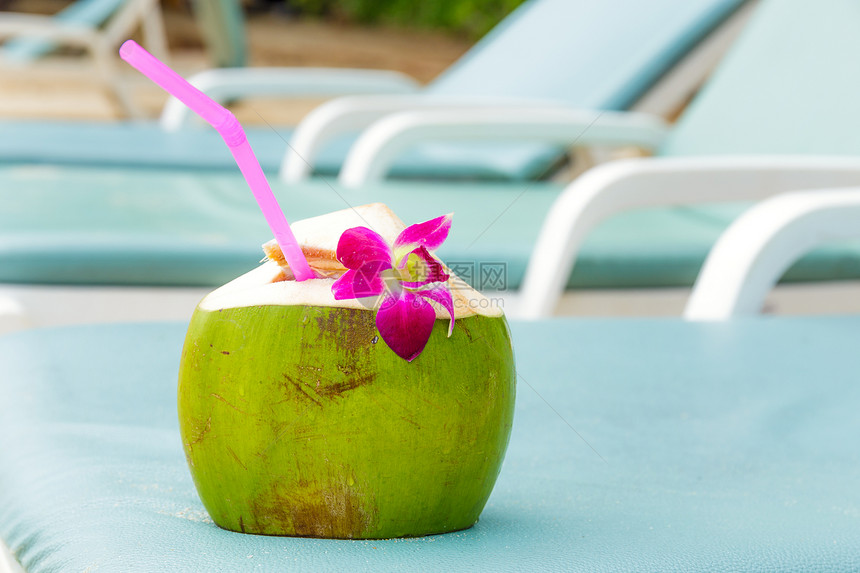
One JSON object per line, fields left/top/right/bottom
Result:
{"left": 0, "top": 0, "right": 168, "bottom": 116}
{"left": 5, "top": 0, "right": 860, "bottom": 332}
{"left": 0, "top": 0, "right": 748, "bottom": 175}
{"left": 684, "top": 188, "right": 860, "bottom": 319}
{"left": 506, "top": 0, "right": 860, "bottom": 317}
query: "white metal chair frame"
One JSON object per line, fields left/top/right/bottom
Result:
{"left": 516, "top": 156, "right": 860, "bottom": 319}
{"left": 0, "top": 0, "right": 168, "bottom": 117}
{"left": 684, "top": 188, "right": 860, "bottom": 320}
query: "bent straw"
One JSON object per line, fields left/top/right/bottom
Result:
{"left": 119, "top": 40, "right": 314, "bottom": 282}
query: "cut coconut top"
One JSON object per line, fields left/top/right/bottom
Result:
{"left": 262, "top": 203, "right": 403, "bottom": 280}
{"left": 201, "top": 203, "right": 503, "bottom": 319}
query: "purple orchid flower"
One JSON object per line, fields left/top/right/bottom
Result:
{"left": 331, "top": 214, "right": 455, "bottom": 362}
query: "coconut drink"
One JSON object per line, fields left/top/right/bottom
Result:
{"left": 178, "top": 204, "right": 516, "bottom": 539}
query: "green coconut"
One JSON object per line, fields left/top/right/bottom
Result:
{"left": 178, "top": 204, "right": 516, "bottom": 539}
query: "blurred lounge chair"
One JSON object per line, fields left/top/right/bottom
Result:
{"left": 684, "top": 188, "right": 860, "bottom": 320}
{"left": 0, "top": 0, "right": 750, "bottom": 175}
{"left": 521, "top": 183, "right": 860, "bottom": 320}
{"left": 501, "top": 0, "right": 860, "bottom": 317}
{"left": 0, "top": 0, "right": 168, "bottom": 116}
{"left": 16, "top": 0, "right": 860, "bottom": 330}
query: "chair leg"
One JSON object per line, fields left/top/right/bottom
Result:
{"left": 92, "top": 38, "right": 140, "bottom": 118}
{"left": 141, "top": 0, "right": 170, "bottom": 63}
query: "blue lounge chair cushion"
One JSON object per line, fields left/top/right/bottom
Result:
{"left": 2, "top": 166, "right": 860, "bottom": 289}
{"left": 428, "top": 0, "right": 746, "bottom": 111}
{"left": 660, "top": 0, "right": 860, "bottom": 157}
{"left": 1, "top": 317, "right": 859, "bottom": 571}
{"left": 0, "top": 120, "right": 570, "bottom": 182}
{"left": 0, "top": 121, "right": 289, "bottom": 172}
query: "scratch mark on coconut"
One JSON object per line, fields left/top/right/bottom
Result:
{"left": 416, "top": 394, "right": 444, "bottom": 412}
{"left": 259, "top": 423, "right": 294, "bottom": 457}
{"left": 361, "top": 388, "right": 423, "bottom": 429}
{"left": 210, "top": 393, "right": 251, "bottom": 415}
{"left": 292, "top": 428, "right": 362, "bottom": 442}
{"left": 457, "top": 320, "right": 475, "bottom": 342}
{"left": 316, "top": 372, "right": 376, "bottom": 399}
{"left": 226, "top": 445, "right": 247, "bottom": 470}
{"left": 399, "top": 416, "right": 421, "bottom": 429}
{"left": 281, "top": 374, "right": 323, "bottom": 408}
{"left": 261, "top": 421, "right": 365, "bottom": 455}
{"left": 285, "top": 365, "right": 375, "bottom": 402}
{"left": 185, "top": 415, "right": 212, "bottom": 450}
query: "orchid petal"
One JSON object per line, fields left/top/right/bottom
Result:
{"left": 331, "top": 261, "right": 388, "bottom": 300}
{"left": 393, "top": 213, "right": 453, "bottom": 253}
{"left": 376, "top": 289, "right": 436, "bottom": 362}
{"left": 399, "top": 246, "right": 450, "bottom": 288}
{"left": 337, "top": 226, "right": 393, "bottom": 269}
{"left": 416, "top": 284, "right": 455, "bottom": 337}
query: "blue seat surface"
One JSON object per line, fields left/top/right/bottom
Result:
{"left": 428, "top": 0, "right": 745, "bottom": 111}
{"left": 2, "top": 166, "right": 859, "bottom": 288}
{"left": 0, "top": 121, "right": 290, "bottom": 173}
{"left": 0, "top": 120, "right": 566, "bottom": 181}
{"left": 2, "top": 317, "right": 860, "bottom": 571}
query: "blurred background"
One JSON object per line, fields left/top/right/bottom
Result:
{"left": 0, "top": 0, "right": 519, "bottom": 122}
{"left": 5, "top": 0, "right": 860, "bottom": 329}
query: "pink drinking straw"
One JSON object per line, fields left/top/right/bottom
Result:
{"left": 119, "top": 40, "right": 315, "bottom": 282}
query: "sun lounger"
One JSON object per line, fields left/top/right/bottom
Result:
{"left": 7, "top": 0, "right": 860, "bottom": 331}
{"left": 0, "top": 0, "right": 748, "bottom": 175}
{"left": 506, "top": 0, "right": 860, "bottom": 317}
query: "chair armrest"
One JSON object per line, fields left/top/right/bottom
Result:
{"left": 336, "top": 107, "right": 669, "bottom": 187}
{"left": 0, "top": 15, "right": 98, "bottom": 48}
{"left": 517, "top": 156, "right": 860, "bottom": 319}
{"left": 684, "top": 189, "right": 860, "bottom": 321}
{"left": 158, "top": 68, "right": 421, "bottom": 131}
{"left": 280, "top": 94, "right": 548, "bottom": 182}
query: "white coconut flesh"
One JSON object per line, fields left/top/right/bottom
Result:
{"left": 199, "top": 203, "right": 503, "bottom": 319}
